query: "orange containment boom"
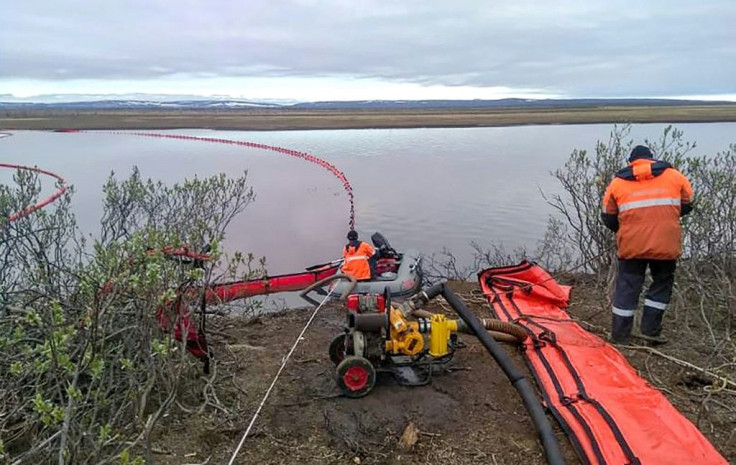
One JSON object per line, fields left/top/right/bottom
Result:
{"left": 157, "top": 262, "right": 341, "bottom": 363}
{"left": 478, "top": 262, "right": 728, "bottom": 465}
{"left": 0, "top": 163, "right": 68, "bottom": 223}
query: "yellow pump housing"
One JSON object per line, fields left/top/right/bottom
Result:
{"left": 382, "top": 307, "right": 464, "bottom": 358}
{"left": 385, "top": 307, "right": 424, "bottom": 356}
{"left": 429, "top": 313, "right": 459, "bottom": 357}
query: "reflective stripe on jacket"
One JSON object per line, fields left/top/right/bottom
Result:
{"left": 341, "top": 241, "right": 375, "bottom": 280}
{"left": 602, "top": 159, "right": 693, "bottom": 260}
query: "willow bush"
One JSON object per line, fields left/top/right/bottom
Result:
{"left": 427, "top": 124, "right": 735, "bottom": 341}
{"left": 0, "top": 168, "right": 260, "bottom": 464}
{"left": 537, "top": 124, "right": 735, "bottom": 337}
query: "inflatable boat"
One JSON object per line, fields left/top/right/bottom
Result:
{"left": 326, "top": 248, "right": 422, "bottom": 299}
{"left": 301, "top": 232, "right": 422, "bottom": 300}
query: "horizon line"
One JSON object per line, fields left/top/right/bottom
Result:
{"left": 3, "top": 94, "right": 736, "bottom": 104}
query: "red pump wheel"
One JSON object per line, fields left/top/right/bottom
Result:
{"left": 336, "top": 356, "right": 375, "bottom": 398}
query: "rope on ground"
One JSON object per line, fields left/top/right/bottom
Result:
{"left": 621, "top": 344, "right": 736, "bottom": 391}
{"left": 227, "top": 288, "right": 334, "bottom": 465}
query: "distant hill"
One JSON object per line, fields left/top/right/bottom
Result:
{"left": 289, "top": 98, "right": 735, "bottom": 109}
{"left": 0, "top": 99, "right": 283, "bottom": 110}
{"left": 1, "top": 97, "right": 734, "bottom": 111}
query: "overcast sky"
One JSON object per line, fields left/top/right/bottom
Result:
{"left": 2, "top": 0, "right": 735, "bottom": 102}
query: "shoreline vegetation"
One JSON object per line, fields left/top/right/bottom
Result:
{"left": 2, "top": 104, "right": 736, "bottom": 131}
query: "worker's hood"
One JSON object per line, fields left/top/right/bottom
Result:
{"left": 615, "top": 159, "right": 672, "bottom": 181}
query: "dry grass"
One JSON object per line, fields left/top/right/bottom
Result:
{"left": 2, "top": 105, "right": 736, "bottom": 131}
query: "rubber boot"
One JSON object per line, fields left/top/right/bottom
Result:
{"left": 633, "top": 332, "right": 668, "bottom": 345}
{"left": 611, "top": 314, "right": 634, "bottom": 344}
{"left": 640, "top": 306, "right": 665, "bottom": 337}
{"left": 636, "top": 306, "right": 668, "bottom": 345}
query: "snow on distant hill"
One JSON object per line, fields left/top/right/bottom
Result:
{"left": 0, "top": 93, "right": 299, "bottom": 105}
{"left": 0, "top": 99, "right": 285, "bottom": 110}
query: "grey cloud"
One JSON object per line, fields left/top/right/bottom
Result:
{"left": 1, "top": 0, "right": 734, "bottom": 97}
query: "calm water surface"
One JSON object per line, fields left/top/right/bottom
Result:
{"left": 2, "top": 124, "right": 734, "bottom": 277}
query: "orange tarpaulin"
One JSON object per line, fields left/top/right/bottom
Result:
{"left": 478, "top": 262, "right": 727, "bottom": 465}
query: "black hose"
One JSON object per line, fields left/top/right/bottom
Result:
{"left": 423, "top": 283, "right": 444, "bottom": 301}
{"left": 439, "top": 284, "right": 566, "bottom": 465}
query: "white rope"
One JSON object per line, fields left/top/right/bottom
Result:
{"left": 227, "top": 288, "right": 334, "bottom": 465}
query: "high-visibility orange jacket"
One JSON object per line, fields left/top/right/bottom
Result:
{"left": 341, "top": 241, "right": 375, "bottom": 280}
{"left": 602, "top": 159, "right": 693, "bottom": 260}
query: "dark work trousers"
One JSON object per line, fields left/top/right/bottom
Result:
{"left": 611, "top": 258, "right": 677, "bottom": 342}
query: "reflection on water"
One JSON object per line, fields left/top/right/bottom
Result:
{"left": 1, "top": 124, "right": 734, "bottom": 278}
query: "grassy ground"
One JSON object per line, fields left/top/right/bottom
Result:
{"left": 151, "top": 279, "right": 734, "bottom": 465}
{"left": 3, "top": 105, "right": 736, "bottom": 131}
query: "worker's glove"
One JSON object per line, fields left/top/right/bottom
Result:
{"left": 600, "top": 213, "right": 619, "bottom": 232}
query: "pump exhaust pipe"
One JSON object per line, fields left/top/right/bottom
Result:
{"left": 350, "top": 312, "right": 388, "bottom": 332}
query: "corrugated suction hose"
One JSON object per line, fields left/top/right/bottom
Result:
{"left": 411, "top": 309, "right": 527, "bottom": 343}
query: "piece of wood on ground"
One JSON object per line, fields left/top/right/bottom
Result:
{"left": 398, "top": 421, "right": 420, "bottom": 451}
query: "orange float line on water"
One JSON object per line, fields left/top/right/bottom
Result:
{"left": 70, "top": 130, "right": 357, "bottom": 230}
{"left": 0, "top": 163, "right": 68, "bottom": 222}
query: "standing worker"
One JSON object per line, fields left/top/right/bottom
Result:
{"left": 341, "top": 230, "right": 376, "bottom": 281}
{"left": 601, "top": 145, "right": 694, "bottom": 344}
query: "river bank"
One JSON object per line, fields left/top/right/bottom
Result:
{"left": 151, "top": 279, "right": 734, "bottom": 464}
{"left": 3, "top": 105, "right": 736, "bottom": 131}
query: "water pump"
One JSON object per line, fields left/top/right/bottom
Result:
{"left": 329, "top": 289, "right": 527, "bottom": 397}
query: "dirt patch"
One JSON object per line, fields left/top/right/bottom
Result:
{"left": 152, "top": 279, "right": 734, "bottom": 464}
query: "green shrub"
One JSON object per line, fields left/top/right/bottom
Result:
{"left": 1, "top": 167, "right": 260, "bottom": 464}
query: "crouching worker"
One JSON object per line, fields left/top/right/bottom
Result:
{"left": 601, "top": 145, "right": 694, "bottom": 344}
{"left": 341, "top": 230, "right": 376, "bottom": 281}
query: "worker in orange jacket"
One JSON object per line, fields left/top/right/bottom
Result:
{"left": 341, "top": 230, "right": 376, "bottom": 281}
{"left": 602, "top": 145, "right": 693, "bottom": 344}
